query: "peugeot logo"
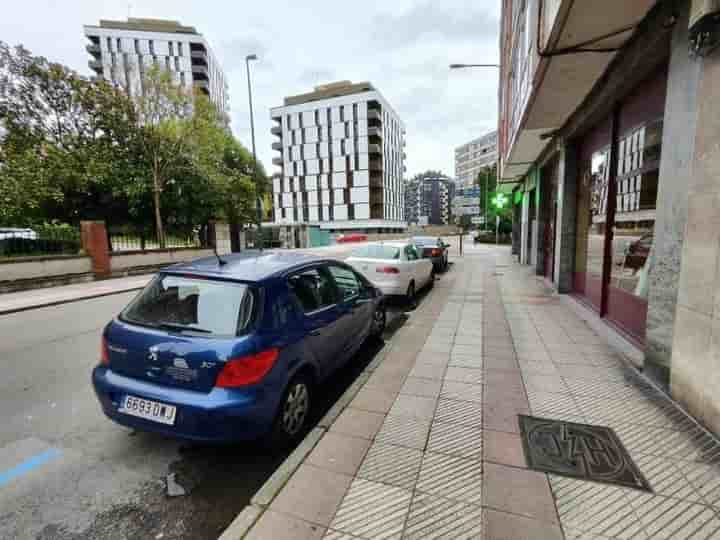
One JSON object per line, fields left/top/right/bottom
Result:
{"left": 148, "top": 346, "right": 159, "bottom": 362}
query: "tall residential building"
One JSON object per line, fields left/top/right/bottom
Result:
{"left": 270, "top": 81, "right": 406, "bottom": 232}
{"left": 454, "top": 131, "right": 498, "bottom": 188}
{"left": 83, "top": 18, "right": 228, "bottom": 118}
{"left": 404, "top": 172, "right": 454, "bottom": 226}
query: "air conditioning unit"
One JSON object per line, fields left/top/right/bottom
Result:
{"left": 690, "top": 0, "right": 720, "bottom": 56}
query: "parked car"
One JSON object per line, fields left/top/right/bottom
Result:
{"left": 0, "top": 228, "right": 37, "bottom": 240}
{"left": 412, "top": 236, "right": 450, "bottom": 272}
{"left": 346, "top": 241, "right": 434, "bottom": 305}
{"left": 624, "top": 232, "right": 653, "bottom": 271}
{"left": 92, "top": 252, "right": 386, "bottom": 445}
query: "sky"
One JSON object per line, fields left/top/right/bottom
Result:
{"left": 0, "top": 0, "right": 500, "bottom": 179}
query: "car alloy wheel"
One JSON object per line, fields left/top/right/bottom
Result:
{"left": 372, "top": 305, "right": 386, "bottom": 336}
{"left": 281, "top": 380, "right": 310, "bottom": 436}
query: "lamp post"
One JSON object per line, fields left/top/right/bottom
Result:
{"left": 245, "top": 54, "right": 262, "bottom": 250}
{"left": 449, "top": 62, "right": 500, "bottom": 234}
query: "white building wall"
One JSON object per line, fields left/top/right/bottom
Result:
{"left": 270, "top": 89, "right": 405, "bottom": 228}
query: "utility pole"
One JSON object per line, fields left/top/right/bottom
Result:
{"left": 246, "top": 54, "right": 262, "bottom": 250}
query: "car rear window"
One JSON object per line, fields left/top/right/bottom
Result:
{"left": 120, "top": 275, "right": 256, "bottom": 337}
{"left": 351, "top": 244, "right": 401, "bottom": 259}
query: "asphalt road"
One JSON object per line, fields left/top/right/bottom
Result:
{"left": 0, "top": 241, "right": 450, "bottom": 540}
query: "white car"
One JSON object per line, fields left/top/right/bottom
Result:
{"left": 0, "top": 228, "right": 38, "bottom": 240}
{"left": 346, "top": 241, "right": 434, "bottom": 304}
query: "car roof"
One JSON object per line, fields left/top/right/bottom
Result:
{"left": 163, "top": 251, "right": 339, "bottom": 282}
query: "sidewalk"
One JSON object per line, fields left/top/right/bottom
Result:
{"left": 0, "top": 275, "right": 151, "bottom": 315}
{"left": 230, "top": 243, "right": 720, "bottom": 540}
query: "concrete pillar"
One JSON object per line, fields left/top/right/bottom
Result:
{"left": 670, "top": 0, "right": 720, "bottom": 435}
{"left": 213, "top": 222, "right": 232, "bottom": 255}
{"left": 520, "top": 192, "right": 529, "bottom": 264}
{"left": 644, "top": 3, "right": 699, "bottom": 389}
{"left": 554, "top": 143, "right": 578, "bottom": 293}
{"left": 535, "top": 175, "right": 546, "bottom": 276}
{"left": 80, "top": 221, "right": 111, "bottom": 278}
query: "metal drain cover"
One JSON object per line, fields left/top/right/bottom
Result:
{"left": 518, "top": 415, "right": 652, "bottom": 492}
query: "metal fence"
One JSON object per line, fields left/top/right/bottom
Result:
{"left": 108, "top": 231, "right": 206, "bottom": 252}
{"left": 0, "top": 227, "right": 81, "bottom": 258}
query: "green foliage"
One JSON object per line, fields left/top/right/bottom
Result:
{"left": 0, "top": 42, "right": 260, "bottom": 243}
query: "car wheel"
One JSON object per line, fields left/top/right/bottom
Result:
{"left": 406, "top": 281, "right": 417, "bottom": 309}
{"left": 270, "top": 375, "right": 312, "bottom": 448}
{"left": 371, "top": 303, "right": 386, "bottom": 337}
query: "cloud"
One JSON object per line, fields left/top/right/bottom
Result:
{"left": 370, "top": 1, "right": 499, "bottom": 49}
{"left": 217, "top": 36, "right": 271, "bottom": 72}
{"left": 297, "top": 68, "right": 337, "bottom": 87}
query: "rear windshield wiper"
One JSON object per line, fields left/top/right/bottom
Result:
{"left": 157, "top": 322, "right": 212, "bottom": 334}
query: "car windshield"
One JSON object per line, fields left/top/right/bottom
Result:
{"left": 351, "top": 244, "right": 401, "bottom": 259}
{"left": 120, "top": 275, "right": 255, "bottom": 337}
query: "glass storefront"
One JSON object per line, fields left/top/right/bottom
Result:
{"left": 572, "top": 71, "right": 665, "bottom": 344}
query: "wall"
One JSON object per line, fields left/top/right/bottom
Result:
{"left": 645, "top": 5, "right": 699, "bottom": 386}
{"left": 0, "top": 255, "right": 92, "bottom": 283}
{"left": 670, "top": 15, "right": 720, "bottom": 434}
{"left": 109, "top": 248, "right": 215, "bottom": 273}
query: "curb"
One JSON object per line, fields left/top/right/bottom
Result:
{"left": 0, "top": 286, "right": 146, "bottom": 316}
{"left": 217, "top": 341, "right": 391, "bottom": 540}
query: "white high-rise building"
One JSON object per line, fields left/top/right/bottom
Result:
{"left": 270, "top": 81, "right": 406, "bottom": 232}
{"left": 83, "top": 18, "right": 228, "bottom": 119}
{"left": 455, "top": 131, "right": 498, "bottom": 188}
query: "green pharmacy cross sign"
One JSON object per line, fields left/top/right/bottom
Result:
{"left": 491, "top": 192, "right": 509, "bottom": 209}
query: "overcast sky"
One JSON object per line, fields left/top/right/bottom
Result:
{"left": 1, "top": 0, "right": 500, "bottom": 179}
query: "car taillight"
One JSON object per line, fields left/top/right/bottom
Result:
{"left": 100, "top": 336, "right": 110, "bottom": 366}
{"left": 430, "top": 248, "right": 441, "bottom": 257}
{"left": 215, "top": 348, "right": 280, "bottom": 388}
{"left": 376, "top": 266, "right": 400, "bottom": 274}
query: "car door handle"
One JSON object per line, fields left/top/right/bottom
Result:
{"left": 309, "top": 329, "right": 322, "bottom": 336}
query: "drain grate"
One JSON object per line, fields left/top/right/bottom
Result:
{"left": 518, "top": 415, "right": 652, "bottom": 492}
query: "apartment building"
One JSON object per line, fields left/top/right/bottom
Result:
{"left": 84, "top": 18, "right": 228, "bottom": 118}
{"left": 404, "top": 172, "right": 454, "bottom": 226}
{"left": 270, "top": 81, "right": 406, "bottom": 232}
{"left": 498, "top": 0, "right": 720, "bottom": 435}
{"left": 454, "top": 131, "right": 498, "bottom": 189}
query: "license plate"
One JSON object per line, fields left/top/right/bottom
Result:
{"left": 119, "top": 395, "right": 176, "bottom": 425}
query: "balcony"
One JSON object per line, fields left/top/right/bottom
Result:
{"left": 367, "top": 110, "right": 381, "bottom": 122}
{"left": 272, "top": 141, "right": 283, "bottom": 151}
{"left": 86, "top": 43, "right": 100, "bottom": 56}
{"left": 499, "top": 0, "right": 657, "bottom": 182}
{"left": 272, "top": 157, "right": 283, "bottom": 166}
{"left": 88, "top": 59, "right": 102, "bottom": 73}
{"left": 271, "top": 125, "right": 282, "bottom": 136}
{"left": 368, "top": 144, "right": 381, "bottom": 155}
{"left": 191, "top": 50, "right": 207, "bottom": 61}
{"left": 369, "top": 159, "right": 383, "bottom": 172}
{"left": 368, "top": 127, "right": 382, "bottom": 138}
{"left": 192, "top": 65, "right": 209, "bottom": 79}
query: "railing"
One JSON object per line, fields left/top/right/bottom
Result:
{"left": 0, "top": 226, "right": 81, "bottom": 259}
{"left": 108, "top": 231, "right": 205, "bottom": 252}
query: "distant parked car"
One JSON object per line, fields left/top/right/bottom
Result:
{"left": 412, "top": 236, "right": 450, "bottom": 272}
{"left": 92, "top": 252, "right": 386, "bottom": 445}
{"left": 624, "top": 232, "right": 653, "bottom": 271}
{"left": 336, "top": 233, "right": 368, "bottom": 244}
{"left": 346, "top": 241, "right": 434, "bottom": 306}
{"left": 0, "top": 228, "right": 37, "bottom": 240}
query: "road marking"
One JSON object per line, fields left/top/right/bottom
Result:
{"left": 0, "top": 448, "right": 62, "bottom": 488}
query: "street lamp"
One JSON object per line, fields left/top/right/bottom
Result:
{"left": 449, "top": 62, "right": 500, "bottom": 233}
{"left": 245, "top": 53, "right": 262, "bottom": 250}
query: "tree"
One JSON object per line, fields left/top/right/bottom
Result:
{"left": 134, "top": 64, "right": 193, "bottom": 247}
{"left": 0, "top": 41, "right": 141, "bottom": 227}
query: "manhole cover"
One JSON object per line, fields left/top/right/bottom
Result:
{"left": 518, "top": 415, "right": 652, "bottom": 492}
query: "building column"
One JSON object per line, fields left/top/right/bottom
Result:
{"left": 668, "top": 1, "right": 720, "bottom": 434}
{"left": 534, "top": 173, "right": 546, "bottom": 276}
{"left": 520, "top": 191, "right": 529, "bottom": 264}
{"left": 554, "top": 143, "right": 578, "bottom": 293}
{"left": 644, "top": 3, "right": 698, "bottom": 389}
{"left": 80, "top": 221, "right": 111, "bottom": 278}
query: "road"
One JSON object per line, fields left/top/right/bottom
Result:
{"left": 0, "top": 239, "right": 455, "bottom": 540}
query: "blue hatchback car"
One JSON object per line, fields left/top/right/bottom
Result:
{"left": 92, "top": 252, "right": 386, "bottom": 445}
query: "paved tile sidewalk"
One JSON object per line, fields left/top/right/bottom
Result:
{"left": 0, "top": 274, "right": 151, "bottom": 315}
{"left": 241, "top": 244, "right": 720, "bottom": 539}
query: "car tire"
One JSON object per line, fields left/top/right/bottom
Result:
{"left": 370, "top": 303, "right": 386, "bottom": 338}
{"left": 406, "top": 281, "right": 417, "bottom": 309}
{"left": 269, "top": 374, "right": 312, "bottom": 449}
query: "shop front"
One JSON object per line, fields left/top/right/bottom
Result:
{"left": 572, "top": 67, "right": 668, "bottom": 345}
